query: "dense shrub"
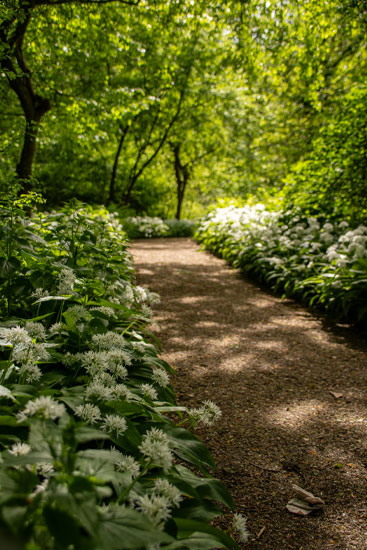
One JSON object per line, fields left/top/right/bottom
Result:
{"left": 0, "top": 194, "right": 245, "bottom": 549}
{"left": 196, "top": 205, "right": 367, "bottom": 322}
{"left": 283, "top": 88, "right": 367, "bottom": 225}
{"left": 163, "top": 219, "right": 196, "bottom": 238}
{"left": 122, "top": 216, "right": 196, "bottom": 239}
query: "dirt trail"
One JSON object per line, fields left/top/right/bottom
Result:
{"left": 131, "top": 238, "right": 367, "bottom": 550}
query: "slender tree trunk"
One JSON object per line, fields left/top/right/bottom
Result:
{"left": 121, "top": 83, "right": 188, "bottom": 204}
{"left": 175, "top": 189, "right": 184, "bottom": 220}
{"left": 108, "top": 125, "right": 129, "bottom": 204}
{"left": 172, "top": 143, "right": 190, "bottom": 220}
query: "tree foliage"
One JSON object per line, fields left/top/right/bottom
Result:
{"left": 0, "top": 0, "right": 366, "bottom": 222}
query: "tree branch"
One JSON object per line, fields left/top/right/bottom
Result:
{"left": 35, "top": 0, "right": 140, "bottom": 5}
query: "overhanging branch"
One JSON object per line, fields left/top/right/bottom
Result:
{"left": 35, "top": 0, "right": 140, "bottom": 5}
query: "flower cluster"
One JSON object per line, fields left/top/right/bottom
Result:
{"left": 196, "top": 205, "right": 367, "bottom": 321}
{"left": 138, "top": 428, "right": 173, "bottom": 473}
{"left": 0, "top": 200, "right": 237, "bottom": 549}
{"left": 1, "top": 325, "right": 50, "bottom": 383}
{"left": 122, "top": 216, "right": 196, "bottom": 239}
{"left": 130, "top": 478, "right": 182, "bottom": 527}
{"left": 123, "top": 216, "right": 170, "bottom": 238}
{"left": 189, "top": 400, "right": 222, "bottom": 426}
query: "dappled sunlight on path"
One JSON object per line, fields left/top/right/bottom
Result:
{"left": 131, "top": 238, "right": 367, "bottom": 550}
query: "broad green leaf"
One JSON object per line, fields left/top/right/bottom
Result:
{"left": 174, "top": 518, "right": 238, "bottom": 550}
{"left": 96, "top": 506, "right": 173, "bottom": 549}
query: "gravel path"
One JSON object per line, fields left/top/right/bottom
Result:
{"left": 131, "top": 238, "right": 367, "bottom": 550}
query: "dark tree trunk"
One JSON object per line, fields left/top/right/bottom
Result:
{"left": 16, "top": 95, "right": 51, "bottom": 183}
{"left": 1, "top": 0, "right": 139, "bottom": 189}
{"left": 108, "top": 125, "right": 129, "bottom": 204}
{"left": 0, "top": 7, "right": 51, "bottom": 187}
{"left": 172, "top": 143, "right": 190, "bottom": 220}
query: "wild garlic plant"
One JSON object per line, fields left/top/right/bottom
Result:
{"left": 122, "top": 216, "right": 196, "bottom": 239}
{"left": 0, "top": 197, "right": 241, "bottom": 550}
{"left": 196, "top": 205, "right": 367, "bottom": 321}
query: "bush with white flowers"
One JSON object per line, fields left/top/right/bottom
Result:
{"left": 0, "top": 194, "right": 241, "bottom": 549}
{"left": 123, "top": 216, "right": 196, "bottom": 239}
{"left": 196, "top": 205, "right": 367, "bottom": 321}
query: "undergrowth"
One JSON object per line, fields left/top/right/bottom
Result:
{"left": 0, "top": 192, "right": 245, "bottom": 549}
{"left": 196, "top": 205, "right": 367, "bottom": 322}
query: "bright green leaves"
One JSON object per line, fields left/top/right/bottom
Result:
{"left": 197, "top": 204, "right": 367, "bottom": 322}
{"left": 0, "top": 201, "right": 238, "bottom": 549}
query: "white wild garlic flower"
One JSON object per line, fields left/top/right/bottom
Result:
{"left": 24, "top": 322, "right": 46, "bottom": 341}
{"left": 85, "top": 381, "right": 114, "bottom": 402}
{"left": 19, "top": 363, "right": 42, "bottom": 383}
{"left": 134, "top": 286, "right": 148, "bottom": 304}
{"left": 75, "top": 403, "right": 102, "bottom": 424}
{"left": 146, "top": 291, "right": 160, "bottom": 305}
{"left": 29, "top": 478, "right": 49, "bottom": 500}
{"left": 153, "top": 479, "right": 182, "bottom": 508}
{"left": 140, "top": 304, "right": 153, "bottom": 318}
{"left": 114, "top": 454, "right": 141, "bottom": 478}
{"left": 2, "top": 327, "right": 32, "bottom": 347}
{"left": 232, "top": 513, "right": 249, "bottom": 542}
{"left": 37, "top": 463, "right": 55, "bottom": 477}
{"left": 12, "top": 342, "right": 50, "bottom": 366}
{"left": 92, "top": 331, "right": 127, "bottom": 350}
{"left": 74, "top": 350, "right": 130, "bottom": 378}
{"left": 138, "top": 428, "right": 173, "bottom": 473}
{"left": 65, "top": 305, "right": 91, "bottom": 320}
{"left": 8, "top": 442, "right": 31, "bottom": 456}
{"left": 57, "top": 267, "right": 76, "bottom": 295}
{"left": 17, "top": 396, "right": 66, "bottom": 422}
{"left": 101, "top": 414, "right": 127, "bottom": 436}
{"left": 189, "top": 400, "right": 222, "bottom": 426}
{"left": 134, "top": 494, "right": 172, "bottom": 527}
{"left": 140, "top": 384, "right": 158, "bottom": 401}
{"left": 49, "top": 322, "right": 66, "bottom": 334}
{"left": 152, "top": 368, "right": 170, "bottom": 388}
{"left": 113, "top": 384, "right": 135, "bottom": 402}
{"left": 91, "top": 306, "right": 116, "bottom": 318}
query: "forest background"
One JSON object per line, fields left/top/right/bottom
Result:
{"left": 1, "top": 2, "right": 367, "bottom": 548}
{"left": 1, "top": 0, "right": 366, "bottom": 224}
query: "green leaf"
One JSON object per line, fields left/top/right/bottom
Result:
{"left": 174, "top": 518, "right": 238, "bottom": 550}
{"left": 2, "top": 505, "right": 28, "bottom": 531}
{"left": 169, "top": 465, "right": 234, "bottom": 509}
{"left": 0, "top": 416, "right": 18, "bottom": 427}
{"left": 96, "top": 506, "right": 173, "bottom": 549}
{"left": 75, "top": 425, "right": 110, "bottom": 444}
{"left": 165, "top": 532, "right": 235, "bottom": 550}
{"left": 0, "top": 382, "right": 17, "bottom": 400}
{"left": 172, "top": 499, "right": 223, "bottom": 523}
{"left": 33, "top": 296, "right": 71, "bottom": 304}
{"left": 43, "top": 505, "right": 84, "bottom": 548}
{"left": 0, "top": 258, "right": 22, "bottom": 279}
{"left": 164, "top": 426, "right": 216, "bottom": 474}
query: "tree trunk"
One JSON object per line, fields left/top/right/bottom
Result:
{"left": 121, "top": 84, "right": 188, "bottom": 204}
{"left": 172, "top": 143, "right": 190, "bottom": 220}
{"left": 1, "top": 9, "right": 50, "bottom": 187}
{"left": 175, "top": 188, "right": 184, "bottom": 220}
{"left": 108, "top": 124, "right": 129, "bottom": 204}
{"left": 15, "top": 99, "right": 51, "bottom": 185}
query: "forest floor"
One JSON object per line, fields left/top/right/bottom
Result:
{"left": 131, "top": 238, "right": 367, "bottom": 550}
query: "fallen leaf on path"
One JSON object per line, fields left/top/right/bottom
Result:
{"left": 286, "top": 485, "right": 324, "bottom": 516}
{"left": 330, "top": 391, "right": 343, "bottom": 399}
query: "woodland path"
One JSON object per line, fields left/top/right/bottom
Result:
{"left": 130, "top": 238, "right": 367, "bottom": 550}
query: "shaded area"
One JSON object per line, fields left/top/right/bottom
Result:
{"left": 131, "top": 238, "right": 367, "bottom": 550}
